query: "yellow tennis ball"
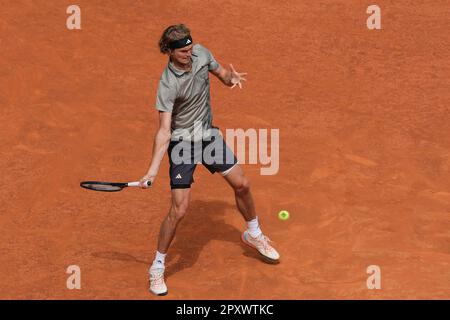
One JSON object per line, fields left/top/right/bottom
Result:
{"left": 278, "top": 210, "right": 290, "bottom": 221}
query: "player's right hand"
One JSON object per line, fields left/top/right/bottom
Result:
{"left": 139, "top": 175, "right": 155, "bottom": 189}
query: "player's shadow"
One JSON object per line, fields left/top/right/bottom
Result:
{"left": 90, "top": 199, "right": 264, "bottom": 273}
{"left": 165, "top": 199, "right": 251, "bottom": 278}
{"left": 91, "top": 251, "right": 149, "bottom": 265}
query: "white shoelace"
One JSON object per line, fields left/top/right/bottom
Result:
{"left": 255, "top": 235, "right": 275, "bottom": 253}
{"left": 150, "top": 270, "right": 165, "bottom": 286}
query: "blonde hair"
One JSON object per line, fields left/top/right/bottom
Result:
{"left": 158, "top": 24, "right": 191, "bottom": 54}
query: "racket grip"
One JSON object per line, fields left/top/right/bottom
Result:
{"left": 128, "top": 181, "right": 152, "bottom": 188}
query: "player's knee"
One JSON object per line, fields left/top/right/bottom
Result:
{"left": 235, "top": 177, "right": 250, "bottom": 194}
{"left": 170, "top": 202, "right": 189, "bottom": 221}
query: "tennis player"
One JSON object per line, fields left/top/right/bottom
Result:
{"left": 139, "top": 24, "right": 280, "bottom": 296}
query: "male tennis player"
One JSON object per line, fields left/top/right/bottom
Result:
{"left": 139, "top": 24, "right": 280, "bottom": 296}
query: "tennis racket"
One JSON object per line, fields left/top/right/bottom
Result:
{"left": 80, "top": 180, "right": 151, "bottom": 192}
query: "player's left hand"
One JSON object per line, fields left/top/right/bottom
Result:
{"left": 229, "top": 64, "right": 247, "bottom": 89}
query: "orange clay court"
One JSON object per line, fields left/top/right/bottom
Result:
{"left": 0, "top": 0, "right": 449, "bottom": 299}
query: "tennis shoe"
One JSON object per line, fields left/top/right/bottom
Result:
{"left": 241, "top": 231, "right": 280, "bottom": 263}
{"left": 149, "top": 266, "right": 168, "bottom": 296}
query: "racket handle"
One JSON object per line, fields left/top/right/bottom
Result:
{"left": 128, "top": 181, "right": 152, "bottom": 187}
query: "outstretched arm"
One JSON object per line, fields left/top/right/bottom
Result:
{"left": 139, "top": 111, "right": 172, "bottom": 187}
{"left": 211, "top": 64, "right": 247, "bottom": 89}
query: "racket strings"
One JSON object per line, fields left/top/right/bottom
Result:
{"left": 81, "top": 182, "right": 123, "bottom": 192}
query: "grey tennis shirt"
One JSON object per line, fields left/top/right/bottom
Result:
{"left": 155, "top": 44, "right": 220, "bottom": 142}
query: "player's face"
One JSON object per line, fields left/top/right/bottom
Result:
{"left": 171, "top": 44, "right": 193, "bottom": 65}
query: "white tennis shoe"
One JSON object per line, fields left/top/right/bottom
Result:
{"left": 149, "top": 266, "right": 168, "bottom": 296}
{"left": 241, "top": 231, "right": 280, "bottom": 263}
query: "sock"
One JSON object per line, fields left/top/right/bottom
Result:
{"left": 247, "top": 217, "right": 262, "bottom": 238}
{"left": 152, "top": 251, "right": 166, "bottom": 268}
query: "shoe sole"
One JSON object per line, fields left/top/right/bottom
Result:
{"left": 149, "top": 279, "right": 168, "bottom": 296}
{"left": 150, "top": 288, "right": 168, "bottom": 296}
{"left": 241, "top": 233, "right": 280, "bottom": 264}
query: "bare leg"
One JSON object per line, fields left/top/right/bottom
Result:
{"left": 222, "top": 165, "right": 256, "bottom": 222}
{"left": 149, "top": 188, "right": 190, "bottom": 296}
{"left": 157, "top": 188, "right": 191, "bottom": 254}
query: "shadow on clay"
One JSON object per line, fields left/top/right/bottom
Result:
{"left": 91, "top": 251, "right": 149, "bottom": 265}
{"left": 90, "top": 199, "right": 265, "bottom": 276}
{"left": 165, "top": 199, "right": 266, "bottom": 277}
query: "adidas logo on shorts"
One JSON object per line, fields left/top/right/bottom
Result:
{"left": 175, "top": 174, "right": 182, "bottom": 179}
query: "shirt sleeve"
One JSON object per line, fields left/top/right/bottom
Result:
{"left": 155, "top": 79, "right": 176, "bottom": 112}
{"left": 205, "top": 47, "right": 220, "bottom": 71}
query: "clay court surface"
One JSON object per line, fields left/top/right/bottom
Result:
{"left": 1, "top": 0, "right": 449, "bottom": 299}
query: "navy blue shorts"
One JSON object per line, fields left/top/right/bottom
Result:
{"left": 167, "top": 128, "right": 238, "bottom": 189}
